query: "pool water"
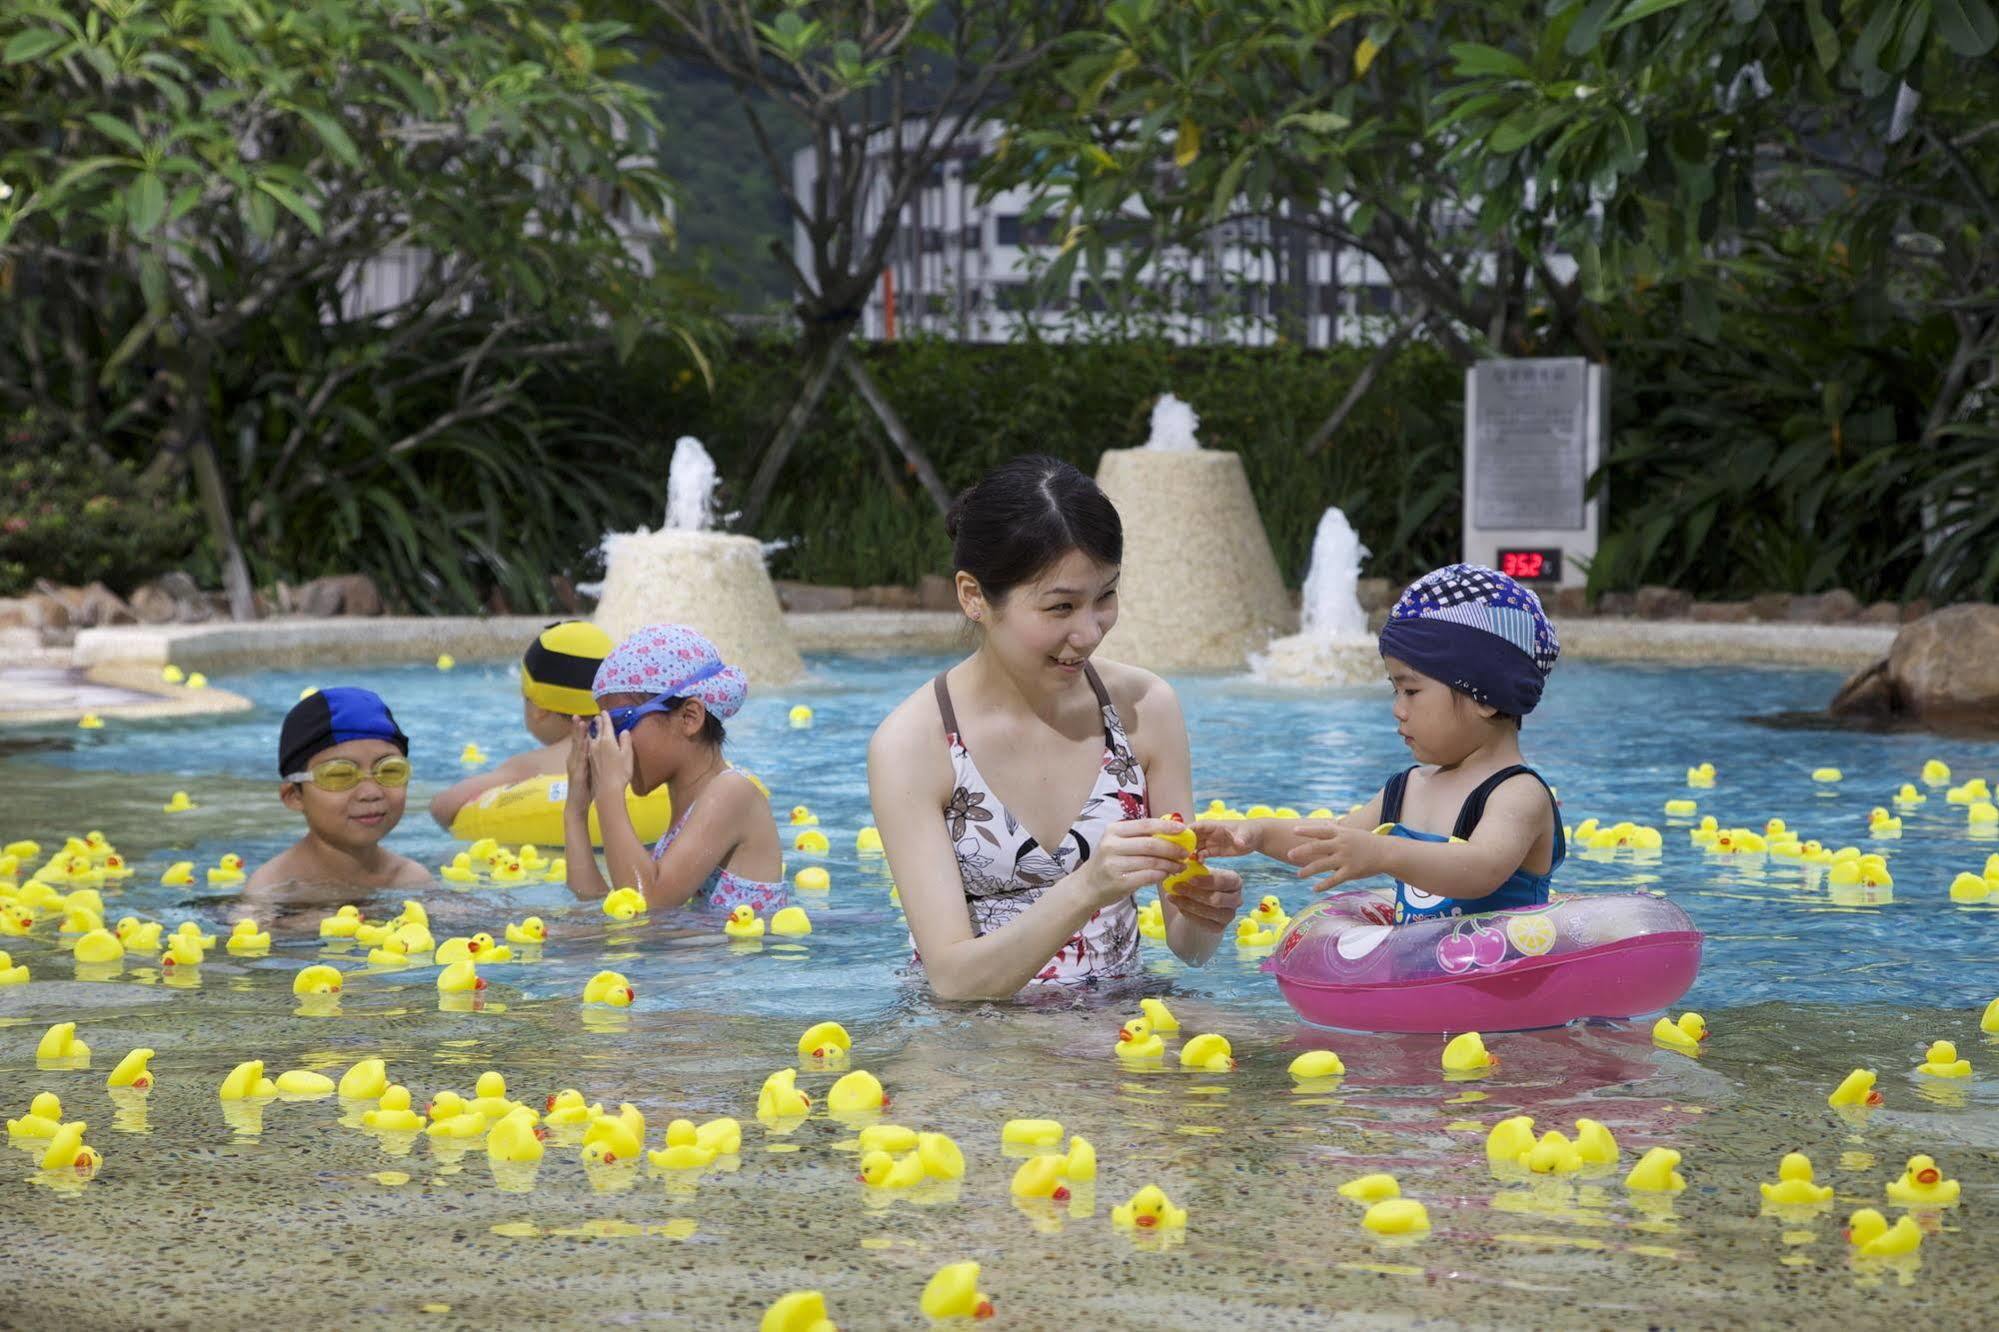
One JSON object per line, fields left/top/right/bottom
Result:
{"left": 3, "top": 653, "right": 1996, "bottom": 1326}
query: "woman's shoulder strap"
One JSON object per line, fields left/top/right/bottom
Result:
{"left": 1380, "top": 765, "right": 1420, "bottom": 824}
{"left": 1450, "top": 766, "right": 1555, "bottom": 840}
{"left": 931, "top": 670, "right": 960, "bottom": 737}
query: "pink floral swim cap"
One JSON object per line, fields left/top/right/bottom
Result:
{"left": 591, "top": 624, "right": 747, "bottom": 719}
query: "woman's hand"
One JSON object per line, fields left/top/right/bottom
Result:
{"left": 565, "top": 718, "right": 595, "bottom": 804}
{"left": 1075, "top": 818, "right": 1193, "bottom": 909}
{"left": 586, "top": 717, "right": 633, "bottom": 799}
{"left": 1165, "top": 865, "right": 1243, "bottom": 931}
{"left": 1287, "top": 823, "right": 1389, "bottom": 892}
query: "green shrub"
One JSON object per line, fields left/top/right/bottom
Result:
{"left": 0, "top": 421, "right": 203, "bottom": 596}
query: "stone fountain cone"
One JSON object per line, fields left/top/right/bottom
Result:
{"left": 1094, "top": 447, "right": 1295, "bottom": 673}
{"left": 592, "top": 530, "right": 804, "bottom": 685}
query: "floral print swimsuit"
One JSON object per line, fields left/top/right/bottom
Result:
{"left": 922, "top": 663, "right": 1144, "bottom": 985}
{"left": 649, "top": 768, "right": 789, "bottom": 915}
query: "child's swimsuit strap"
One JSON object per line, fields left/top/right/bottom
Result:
{"left": 1380, "top": 766, "right": 1420, "bottom": 825}
{"left": 1451, "top": 765, "right": 1567, "bottom": 871}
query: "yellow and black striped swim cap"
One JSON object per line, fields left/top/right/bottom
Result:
{"left": 521, "top": 620, "right": 613, "bottom": 716}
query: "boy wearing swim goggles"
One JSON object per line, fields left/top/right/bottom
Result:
{"left": 428, "top": 620, "right": 615, "bottom": 830}
{"left": 244, "top": 687, "right": 431, "bottom": 899}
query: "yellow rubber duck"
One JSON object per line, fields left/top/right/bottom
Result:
{"left": 826, "top": 1069, "right": 887, "bottom": 1115}
{"left": 674, "top": 1115, "right": 743, "bottom": 1157}
{"left": 162, "top": 664, "right": 185, "bottom": 683}
{"left": 543, "top": 1090, "right": 602, "bottom": 1127}
{"left": 440, "top": 862, "right": 479, "bottom": 885}
{"left": 338, "top": 1058, "right": 388, "bottom": 1099}
{"left": 860, "top": 1123, "right": 916, "bottom": 1154}
{"left": 770, "top": 906, "right": 813, "bottom": 937}
{"left": 1139, "top": 997, "right": 1179, "bottom": 1033}
{"left": 1651, "top": 1012, "right": 1706, "bottom": 1056}
{"left": 788, "top": 805, "right": 819, "bottom": 826}
{"left": 650, "top": 1138, "right": 719, "bottom": 1173}
{"left": 427, "top": 1108, "right": 489, "bottom": 1139}
{"left": 60, "top": 903, "right": 105, "bottom": 935}
{"left": 1248, "top": 894, "right": 1290, "bottom": 933}
{"left": 581, "top": 1109, "right": 645, "bottom": 1166}
{"left": 436, "top": 654, "right": 455, "bottom": 671}
{"left": 36, "top": 1021, "right": 90, "bottom": 1064}
{"left": 459, "top": 742, "right": 487, "bottom": 766}
{"left": 218, "top": 1060, "right": 277, "bottom": 1100}
{"left": 489, "top": 858, "right": 527, "bottom": 884}
{"left": 919, "top": 1262, "right": 993, "bottom": 1321}
{"left": 77, "top": 713, "right": 104, "bottom": 729}
{"left": 225, "top": 919, "right": 269, "bottom": 954}
{"left": 1136, "top": 900, "right": 1166, "bottom": 939}
{"left": 1867, "top": 807, "right": 1902, "bottom": 835}
{"left": 1970, "top": 800, "right": 1999, "bottom": 826}
{"left": 1574, "top": 1118, "right": 1619, "bottom": 1166}
{"left": 159, "top": 931, "right": 205, "bottom": 969}
{"left": 1523, "top": 1130, "right": 1584, "bottom": 1174}
{"left": 319, "top": 905, "right": 363, "bottom": 939}
{"left": 98, "top": 853, "right": 132, "bottom": 883}
{"left": 1009, "top": 1150, "right": 1080, "bottom": 1200}
{"left": 0, "top": 949, "right": 26, "bottom": 986}
{"left": 1828, "top": 1068, "right": 1883, "bottom": 1108}
{"left": 1001, "top": 1118, "right": 1065, "bottom": 1147}
{"left": 1115, "top": 1016, "right": 1164, "bottom": 1061}
{"left": 353, "top": 920, "right": 395, "bottom": 948}
{"left": 504, "top": 916, "right": 545, "bottom": 945}
{"left": 1687, "top": 763, "right": 1715, "bottom": 788}
{"left": 1812, "top": 766, "right": 1843, "bottom": 783}
{"left": 797, "top": 1020, "right": 852, "bottom": 1061}
{"left": 583, "top": 970, "right": 634, "bottom": 1006}
{"left": 793, "top": 828, "right": 830, "bottom": 855}
{"left": 1485, "top": 1116, "right": 1538, "bottom": 1164}
{"left": 0, "top": 905, "right": 33, "bottom": 937}
{"left": 486, "top": 1107, "right": 545, "bottom": 1162}
{"left": 1663, "top": 798, "right": 1698, "bottom": 817}
{"left": 1948, "top": 777, "right": 1992, "bottom": 804}
{"left": 1846, "top": 1208, "right": 1923, "bottom": 1257}
{"left": 433, "top": 933, "right": 493, "bottom": 964}
{"left": 291, "top": 965, "right": 343, "bottom": 996}
{"left": 275, "top": 1070, "right": 335, "bottom": 1097}
{"left": 1362, "top": 1198, "right": 1430, "bottom": 1235}
{"left": 1921, "top": 759, "right": 1951, "bottom": 785}
{"left": 40, "top": 1122, "right": 100, "bottom": 1174}
{"left": 1894, "top": 783, "right": 1926, "bottom": 807}
{"left": 207, "top": 854, "right": 246, "bottom": 887}
{"left": 1178, "top": 1032, "right": 1234, "bottom": 1071}
{"left": 861, "top": 1148, "right": 928, "bottom": 1190}
{"left": 1624, "top": 1147, "right": 1687, "bottom": 1192}
{"left": 161, "top": 791, "right": 197, "bottom": 815}
{"left": 723, "top": 905, "right": 766, "bottom": 939}
{"left": 788, "top": 704, "right": 814, "bottom": 728}
{"left": 1983, "top": 996, "right": 1999, "bottom": 1034}
{"left": 114, "top": 917, "right": 161, "bottom": 951}
{"left": 1288, "top": 1049, "right": 1346, "bottom": 1080}
{"left": 185, "top": 672, "right": 207, "bottom": 689}
{"left": 9, "top": 1092, "right": 65, "bottom": 1137}
{"left": 362, "top": 1085, "right": 425, "bottom": 1132}
{"left": 855, "top": 826, "right": 883, "bottom": 852}
{"left": 757, "top": 1067, "right": 812, "bottom": 1119}
{"left": 1917, "top": 1039, "right": 1971, "bottom": 1078}
{"left": 1112, "top": 1184, "right": 1188, "bottom": 1230}
{"left": 917, "top": 1131, "right": 964, "bottom": 1180}
{"left": 436, "top": 959, "right": 484, "bottom": 994}
{"left": 1338, "top": 1173, "right": 1400, "bottom": 1203}
{"left": 760, "top": 1290, "right": 837, "bottom": 1332}
{"left": 1884, "top": 1154, "right": 1960, "bottom": 1206}
{"left": 1948, "top": 872, "right": 1991, "bottom": 903}
{"left": 1234, "top": 916, "right": 1278, "bottom": 948}
{"left": 794, "top": 867, "right": 831, "bottom": 892}
{"left": 71, "top": 928, "right": 125, "bottom": 963}
{"left": 1442, "top": 1031, "right": 1496, "bottom": 1073}
{"left": 1760, "top": 1152, "right": 1834, "bottom": 1205}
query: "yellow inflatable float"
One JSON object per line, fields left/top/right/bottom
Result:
{"left": 449, "top": 775, "right": 671, "bottom": 847}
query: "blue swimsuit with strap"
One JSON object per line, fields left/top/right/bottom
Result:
{"left": 1379, "top": 764, "right": 1565, "bottom": 923}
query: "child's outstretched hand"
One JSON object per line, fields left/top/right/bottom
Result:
{"left": 1191, "top": 821, "right": 1255, "bottom": 859}
{"left": 1286, "top": 822, "right": 1389, "bottom": 892}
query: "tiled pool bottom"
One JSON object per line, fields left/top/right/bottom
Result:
{"left": 3, "top": 987, "right": 1994, "bottom": 1328}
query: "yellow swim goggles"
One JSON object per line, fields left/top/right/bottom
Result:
{"left": 284, "top": 756, "right": 413, "bottom": 791}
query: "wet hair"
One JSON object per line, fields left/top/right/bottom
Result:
{"left": 945, "top": 455, "right": 1122, "bottom": 606}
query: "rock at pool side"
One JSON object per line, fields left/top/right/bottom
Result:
{"left": 1830, "top": 604, "right": 1999, "bottom": 727}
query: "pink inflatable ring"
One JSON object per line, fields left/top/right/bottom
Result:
{"left": 1265, "top": 890, "right": 1702, "bottom": 1034}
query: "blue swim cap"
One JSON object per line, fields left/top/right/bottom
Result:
{"left": 278, "top": 686, "right": 410, "bottom": 776}
{"left": 1378, "top": 564, "right": 1559, "bottom": 717}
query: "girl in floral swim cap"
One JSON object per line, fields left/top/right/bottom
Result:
{"left": 563, "top": 624, "right": 786, "bottom": 915}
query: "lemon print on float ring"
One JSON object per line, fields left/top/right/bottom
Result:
{"left": 1504, "top": 912, "right": 1558, "bottom": 957}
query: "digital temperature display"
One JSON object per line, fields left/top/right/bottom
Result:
{"left": 1497, "top": 548, "right": 1562, "bottom": 582}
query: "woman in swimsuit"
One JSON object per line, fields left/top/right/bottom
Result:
{"left": 868, "top": 455, "right": 1244, "bottom": 999}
